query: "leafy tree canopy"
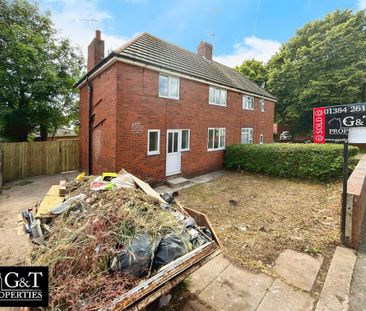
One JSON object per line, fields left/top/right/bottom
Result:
{"left": 0, "top": 0, "right": 84, "bottom": 141}
{"left": 267, "top": 9, "right": 366, "bottom": 134}
{"left": 235, "top": 59, "right": 268, "bottom": 86}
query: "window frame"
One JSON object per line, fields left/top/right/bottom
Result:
{"left": 241, "top": 128, "right": 254, "bottom": 144}
{"left": 180, "top": 129, "right": 190, "bottom": 152}
{"left": 159, "top": 74, "right": 180, "bottom": 100}
{"left": 242, "top": 95, "right": 254, "bottom": 110}
{"left": 208, "top": 128, "right": 226, "bottom": 151}
{"left": 147, "top": 129, "right": 161, "bottom": 155}
{"left": 259, "top": 134, "right": 264, "bottom": 144}
{"left": 260, "top": 98, "right": 265, "bottom": 112}
{"left": 209, "top": 86, "right": 227, "bottom": 107}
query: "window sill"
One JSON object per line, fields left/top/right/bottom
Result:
{"left": 159, "top": 94, "right": 180, "bottom": 101}
{"left": 147, "top": 152, "right": 160, "bottom": 156}
{"left": 209, "top": 103, "right": 227, "bottom": 107}
{"left": 207, "top": 148, "right": 225, "bottom": 152}
{"left": 243, "top": 108, "right": 254, "bottom": 111}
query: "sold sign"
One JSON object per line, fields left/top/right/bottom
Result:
{"left": 313, "top": 107, "right": 325, "bottom": 144}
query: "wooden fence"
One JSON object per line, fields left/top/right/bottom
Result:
{"left": 0, "top": 139, "right": 79, "bottom": 182}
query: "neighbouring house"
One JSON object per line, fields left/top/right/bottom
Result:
{"left": 76, "top": 30, "right": 276, "bottom": 183}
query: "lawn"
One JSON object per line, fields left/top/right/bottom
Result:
{"left": 179, "top": 171, "right": 341, "bottom": 296}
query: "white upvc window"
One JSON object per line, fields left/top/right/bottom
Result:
{"left": 241, "top": 128, "right": 253, "bottom": 144}
{"left": 181, "top": 129, "right": 190, "bottom": 151}
{"left": 260, "top": 98, "right": 265, "bottom": 112}
{"left": 243, "top": 95, "right": 254, "bottom": 110}
{"left": 260, "top": 134, "right": 264, "bottom": 144}
{"left": 147, "top": 129, "right": 160, "bottom": 155}
{"left": 208, "top": 128, "right": 226, "bottom": 151}
{"left": 159, "top": 74, "right": 179, "bottom": 99}
{"left": 209, "top": 86, "right": 227, "bottom": 106}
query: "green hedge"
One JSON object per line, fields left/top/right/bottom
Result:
{"left": 224, "top": 143, "right": 359, "bottom": 181}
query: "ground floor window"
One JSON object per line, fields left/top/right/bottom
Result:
{"left": 241, "top": 128, "right": 253, "bottom": 144}
{"left": 208, "top": 128, "right": 226, "bottom": 150}
{"left": 260, "top": 134, "right": 264, "bottom": 144}
{"left": 181, "top": 129, "right": 190, "bottom": 151}
{"left": 147, "top": 129, "right": 160, "bottom": 155}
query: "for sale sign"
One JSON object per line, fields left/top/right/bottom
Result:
{"left": 313, "top": 103, "right": 366, "bottom": 143}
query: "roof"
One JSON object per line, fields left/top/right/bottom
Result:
{"left": 78, "top": 33, "right": 276, "bottom": 100}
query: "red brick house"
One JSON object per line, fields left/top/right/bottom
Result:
{"left": 76, "top": 31, "right": 276, "bottom": 183}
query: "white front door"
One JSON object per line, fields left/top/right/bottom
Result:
{"left": 166, "top": 130, "right": 181, "bottom": 176}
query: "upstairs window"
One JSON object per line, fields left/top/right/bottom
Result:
{"left": 147, "top": 129, "right": 160, "bottom": 155}
{"left": 159, "top": 75, "right": 179, "bottom": 99}
{"left": 241, "top": 128, "right": 253, "bottom": 144}
{"left": 209, "top": 86, "right": 227, "bottom": 106}
{"left": 208, "top": 128, "right": 226, "bottom": 150}
{"left": 243, "top": 95, "right": 254, "bottom": 110}
{"left": 260, "top": 99, "right": 265, "bottom": 112}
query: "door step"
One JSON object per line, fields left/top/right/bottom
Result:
{"left": 166, "top": 177, "right": 190, "bottom": 188}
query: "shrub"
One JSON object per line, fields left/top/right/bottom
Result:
{"left": 224, "top": 143, "right": 359, "bottom": 182}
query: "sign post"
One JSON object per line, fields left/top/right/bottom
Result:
{"left": 313, "top": 103, "right": 366, "bottom": 245}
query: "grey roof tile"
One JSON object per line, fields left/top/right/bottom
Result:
{"left": 116, "top": 33, "right": 276, "bottom": 100}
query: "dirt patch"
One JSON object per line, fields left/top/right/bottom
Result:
{"left": 179, "top": 171, "right": 341, "bottom": 298}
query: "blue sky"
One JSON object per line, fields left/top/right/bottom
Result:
{"left": 40, "top": 0, "right": 366, "bottom": 67}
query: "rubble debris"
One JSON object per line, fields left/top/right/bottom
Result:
{"left": 51, "top": 193, "right": 86, "bottom": 215}
{"left": 59, "top": 180, "right": 67, "bottom": 196}
{"left": 29, "top": 171, "right": 214, "bottom": 310}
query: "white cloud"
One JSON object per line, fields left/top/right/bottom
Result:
{"left": 358, "top": 0, "right": 366, "bottom": 9}
{"left": 41, "top": 0, "right": 133, "bottom": 63}
{"left": 214, "top": 36, "right": 281, "bottom": 68}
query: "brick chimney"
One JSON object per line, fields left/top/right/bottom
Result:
{"left": 87, "top": 30, "right": 105, "bottom": 71}
{"left": 197, "top": 41, "right": 213, "bottom": 61}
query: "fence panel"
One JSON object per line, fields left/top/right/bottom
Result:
{"left": 0, "top": 139, "right": 79, "bottom": 182}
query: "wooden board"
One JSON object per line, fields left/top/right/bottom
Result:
{"left": 46, "top": 185, "right": 61, "bottom": 196}
{"left": 36, "top": 194, "right": 63, "bottom": 217}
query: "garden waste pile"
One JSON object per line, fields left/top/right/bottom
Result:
{"left": 28, "top": 171, "right": 213, "bottom": 310}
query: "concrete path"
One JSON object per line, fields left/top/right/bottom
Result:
{"left": 155, "top": 170, "right": 227, "bottom": 193}
{"left": 0, "top": 172, "right": 78, "bottom": 265}
{"left": 315, "top": 247, "right": 356, "bottom": 311}
{"left": 188, "top": 253, "right": 314, "bottom": 311}
{"left": 349, "top": 209, "right": 366, "bottom": 311}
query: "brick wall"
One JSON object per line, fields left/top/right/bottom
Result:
{"left": 80, "top": 60, "right": 275, "bottom": 183}
{"left": 347, "top": 154, "right": 366, "bottom": 249}
{"left": 79, "top": 65, "right": 117, "bottom": 173}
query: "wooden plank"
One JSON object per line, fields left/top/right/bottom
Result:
{"left": 46, "top": 185, "right": 61, "bottom": 196}
{"left": 36, "top": 194, "right": 64, "bottom": 217}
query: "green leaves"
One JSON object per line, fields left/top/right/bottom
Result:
{"left": 267, "top": 9, "right": 366, "bottom": 134}
{"left": 0, "top": 0, "right": 84, "bottom": 141}
{"left": 235, "top": 59, "right": 268, "bottom": 86}
{"left": 224, "top": 143, "right": 359, "bottom": 182}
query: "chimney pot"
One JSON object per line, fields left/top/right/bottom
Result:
{"left": 87, "top": 30, "right": 105, "bottom": 72}
{"left": 197, "top": 41, "right": 213, "bottom": 61}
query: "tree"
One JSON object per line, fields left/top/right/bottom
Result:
{"left": 267, "top": 9, "right": 366, "bottom": 134}
{"left": 235, "top": 59, "right": 268, "bottom": 86}
{"left": 0, "top": 0, "right": 84, "bottom": 141}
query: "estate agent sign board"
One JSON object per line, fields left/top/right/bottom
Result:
{"left": 313, "top": 103, "right": 366, "bottom": 143}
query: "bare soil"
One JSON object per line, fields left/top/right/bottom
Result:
{"left": 179, "top": 171, "right": 341, "bottom": 298}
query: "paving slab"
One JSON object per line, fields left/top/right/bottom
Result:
{"left": 316, "top": 246, "right": 357, "bottom": 311}
{"left": 199, "top": 264, "right": 273, "bottom": 311}
{"left": 189, "top": 254, "right": 231, "bottom": 295}
{"left": 273, "top": 249, "right": 323, "bottom": 291}
{"left": 180, "top": 299, "right": 213, "bottom": 311}
{"left": 257, "top": 279, "right": 314, "bottom": 311}
{"left": 166, "top": 177, "right": 191, "bottom": 188}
